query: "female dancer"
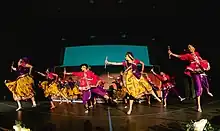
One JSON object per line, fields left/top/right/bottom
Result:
{"left": 108, "top": 71, "right": 128, "bottom": 105}
{"left": 64, "top": 64, "right": 110, "bottom": 113}
{"left": 37, "top": 69, "right": 68, "bottom": 109}
{"left": 4, "top": 57, "right": 37, "bottom": 111}
{"left": 168, "top": 44, "right": 213, "bottom": 112}
{"left": 66, "top": 77, "right": 81, "bottom": 100}
{"left": 105, "top": 52, "right": 161, "bottom": 114}
{"left": 151, "top": 69, "right": 185, "bottom": 107}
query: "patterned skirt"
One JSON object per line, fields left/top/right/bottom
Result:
{"left": 40, "top": 81, "right": 60, "bottom": 97}
{"left": 124, "top": 70, "right": 152, "bottom": 98}
{"left": 5, "top": 74, "right": 35, "bottom": 101}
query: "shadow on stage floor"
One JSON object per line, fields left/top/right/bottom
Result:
{"left": 0, "top": 97, "right": 220, "bottom": 131}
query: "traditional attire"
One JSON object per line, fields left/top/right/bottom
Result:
{"left": 5, "top": 66, "right": 35, "bottom": 101}
{"left": 122, "top": 59, "right": 153, "bottom": 98}
{"left": 67, "top": 81, "right": 81, "bottom": 99}
{"left": 154, "top": 74, "right": 181, "bottom": 99}
{"left": 179, "top": 52, "right": 211, "bottom": 97}
{"left": 40, "top": 72, "right": 60, "bottom": 98}
{"left": 72, "top": 70, "right": 106, "bottom": 104}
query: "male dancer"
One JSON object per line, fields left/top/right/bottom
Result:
{"left": 151, "top": 69, "right": 185, "bottom": 107}
{"left": 64, "top": 64, "right": 110, "bottom": 113}
{"left": 168, "top": 44, "right": 213, "bottom": 112}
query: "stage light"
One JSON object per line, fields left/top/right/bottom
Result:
{"left": 120, "top": 32, "right": 128, "bottom": 39}
{"left": 152, "top": 4, "right": 156, "bottom": 9}
{"left": 90, "top": 36, "right": 96, "bottom": 39}
{"left": 117, "top": 0, "right": 123, "bottom": 4}
{"left": 57, "top": 8, "right": 61, "bottom": 12}
{"left": 89, "top": 0, "right": 95, "bottom": 4}
{"left": 152, "top": 37, "right": 155, "bottom": 41}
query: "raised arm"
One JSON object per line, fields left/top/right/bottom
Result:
{"left": 168, "top": 50, "right": 180, "bottom": 58}
{"left": 37, "top": 72, "right": 46, "bottom": 77}
{"left": 150, "top": 69, "right": 164, "bottom": 81}
{"left": 64, "top": 72, "right": 71, "bottom": 75}
{"left": 168, "top": 50, "right": 190, "bottom": 61}
{"left": 52, "top": 73, "right": 58, "bottom": 81}
{"left": 25, "top": 64, "right": 33, "bottom": 75}
{"left": 11, "top": 66, "right": 17, "bottom": 71}
{"left": 139, "top": 60, "right": 145, "bottom": 73}
{"left": 105, "top": 59, "right": 123, "bottom": 66}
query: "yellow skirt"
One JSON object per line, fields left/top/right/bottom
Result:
{"left": 68, "top": 86, "right": 81, "bottom": 96}
{"left": 5, "top": 75, "right": 35, "bottom": 101}
{"left": 40, "top": 81, "right": 60, "bottom": 97}
{"left": 60, "top": 88, "right": 68, "bottom": 98}
{"left": 124, "top": 70, "right": 152, "bottom": 98}
{"left": 114, "top": 88, "right": 127, "bottom": 99}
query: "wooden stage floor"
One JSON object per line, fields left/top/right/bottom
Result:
{"left": 0, "top": 97, "right": 220, "bottom": 131}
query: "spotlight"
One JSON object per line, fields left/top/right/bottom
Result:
{"left": 152, "top": 4, "right": 156, "bottom": 9}
{"left": 120, "top": 32, "right": 128, "bottom": 39}
{"left": 89, "top": 0, "right": 95, "bottom": 4}
{"left": 90, "top": 36, "right": 96, "bottom": 39}
{"left": 117, "top": 0, "right": 123, "bottom": 4}
{"left": 152, "top": 37, "right": 155, "bottom": 41}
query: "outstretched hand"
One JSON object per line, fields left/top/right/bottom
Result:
{"left": 168, "top": 50, "right": 172, "bottom": 56}
{"left": 105, "top": 59, "right": 109, "bottom": 65}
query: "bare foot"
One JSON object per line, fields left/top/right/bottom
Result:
{"left": 197, "top": 108, "right": 202, "bottom": 112}
{"left": 208, "top": 92, "right": 213, "bottom": 97}
{"left": 16, "top": 107, "right": 22, "bottom": 111}
{"left": 180, "top": 98, "right": 186, "bottom": 101}
{"left": 127, "top": 110, "right": 132, "bottom": 115}
{"left": 50, "top": 106, "right": 56, "bottom": 109}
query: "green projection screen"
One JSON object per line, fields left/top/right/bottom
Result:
{"left": 62, "top": 45, "right": 151, "bottom": 66}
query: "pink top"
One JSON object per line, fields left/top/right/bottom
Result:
{"left": 47, "top": 73, "right": 56, "bottom": 80}
{"left": 72, "top": 70, "right": 101, "bottom": 87}
{"left": 179, "top": 52, "right": 210, "bottom": 76}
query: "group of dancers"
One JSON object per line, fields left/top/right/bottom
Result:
{"left": 4, "top": 44, "right": 213, "bottom": 114}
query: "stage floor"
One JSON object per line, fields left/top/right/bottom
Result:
{"left": 0, "top": 98, "right": 220, "bottom": 131}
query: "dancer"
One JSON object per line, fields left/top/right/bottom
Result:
{"left": 105, "top": 52, "right": 161, "bottom": 115}
{"left": 64, "top": 64, "right": 110, "bottom": 113}
{"left": 37, "top": 69, "right": 59, "bottom": 109}
{"left": 37, "top": 69, "right": 68, "bottom": 109}
{"left": 168, "top": 44, "right": 213, "bottom": 112}
{"left": 4, "top": 57, "right": 37, "bottom": 111}
{"left": 108, "top": 71, "right": 128, "bottom": 105}
{"left": 150, "top": 69, "right": 185, "bottom": 107}
{"left": 142, "top": 72, "right": 159, "bottom": 105}
{"left": 66, "top": 77, "right": 81, "bottom": 100}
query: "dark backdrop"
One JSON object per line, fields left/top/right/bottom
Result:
{"left": 1, "top": 0, "right": 220, "bottom": 99}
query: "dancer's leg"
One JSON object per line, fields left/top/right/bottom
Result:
{"left": 201, "top": 75, "right": 213, "bottom": 97}
{"left": 193, "top": 74, "right": 203, "bottom": 112}
{"left": 149, "top": 90, "right": 161, "bottom": 102}
{"left": 127, "top": 95, "right": 134, "bottom": 115}
{"left": 31, "top": 97, "right": 37, "bottom": 107}
{"left": 163, "top": 89, "right": 169, "bottom": 107}
{"left": 82, "top": 90, "right": 91, "bottom": 113}
{"left": 171, "top": 88, "right": 185, "bottom": 101}
{"left": 16, "top": 100, "right": 22, "bottom": 111}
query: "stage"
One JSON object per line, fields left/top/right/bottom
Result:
{"left": 0, "top": 98, "right": 220, "bottom": 131}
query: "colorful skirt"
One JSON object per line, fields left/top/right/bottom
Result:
{"left": 68, "top": 86, "right": 81, "bottom": 96}
{"left": 40, "top": 81, "right": 60, "bottom": 97}
{"left": 124, "top": 70, "right": 152, "bottom": 98}
{"left": 114, "top": 87, "right": 127, "bottom": 99}
{"left": 5, "top": 74, "right": 35, "bottom": 101}
{"left": 59, "top": 88, "right": 68, "bottom": 98}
